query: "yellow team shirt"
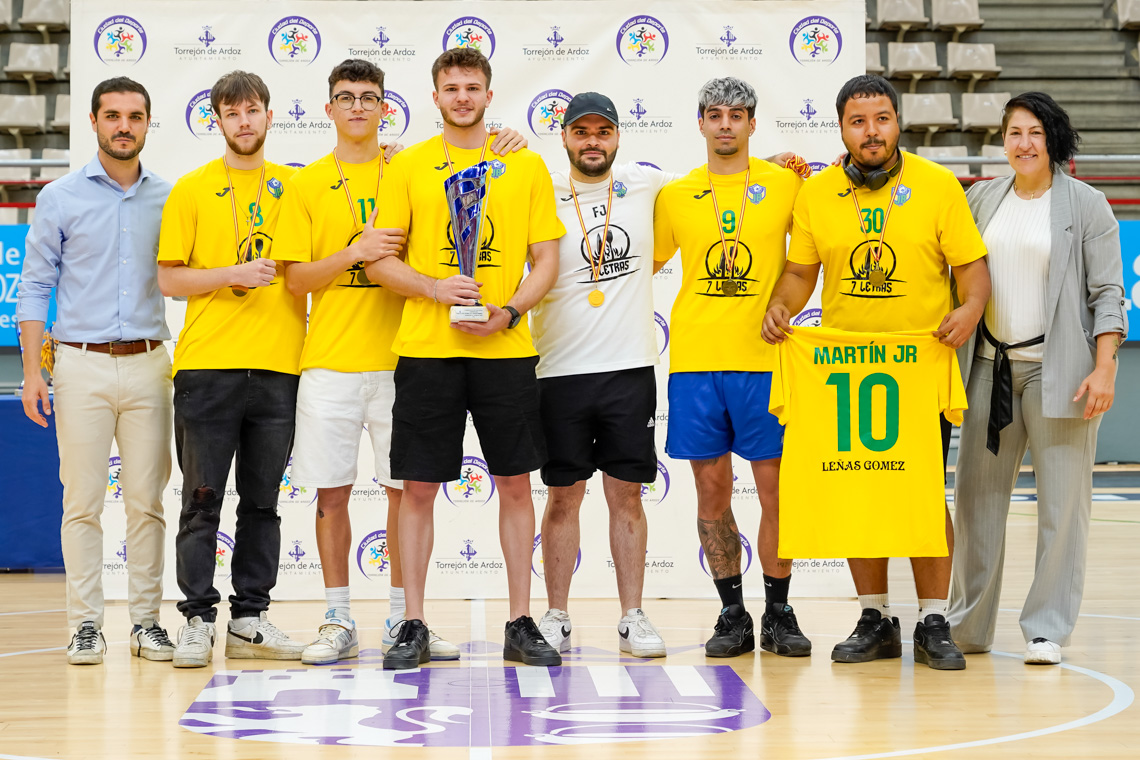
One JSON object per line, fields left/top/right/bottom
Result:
{"left": 275, "top": 152, "right": 405, "bottom": 372}
{"left": 770, "top": 327, "right": 967, "bottom": 559}
{"left": 159, "top": 159, "right": 305, "bottom": 375}
{"left": 376, "top": 135, "right": 565, "bottom": 359}
{"left": 787, "top": 154, "right": 986, "bottom": 332}
{"left": 653, "top": 157, "right": 803, "bottom": 373}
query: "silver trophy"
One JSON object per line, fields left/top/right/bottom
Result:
{"left": 444, "top": 163, "right": 491, "bottom": 322}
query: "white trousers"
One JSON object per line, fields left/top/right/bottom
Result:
{"left": 53, "top": 343, "right": 173, "bottom": 629}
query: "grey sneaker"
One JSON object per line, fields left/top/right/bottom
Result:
{"left": 225, "top": 612, "right": 306, "bottom": 660}
{"left": 174, "top": 616, "right": 216, "bottom": 668}
{"left": 131, "top": 621, "right": 174, "bottom": 661}
{"left": 67, "top": 622, "right": 107, "bottom": 665}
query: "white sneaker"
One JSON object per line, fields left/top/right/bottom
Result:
{"left": 302, "top": 617, "right": 359, "bottom": 665}
{"left": 537, "top": 608, "right": 572, "bottom": 652}
{"left": 67, "top": 621, "right": 107, "bottom": 665}
{"left": 382, "top": 614, "right": 460, "bottom": 660}
{"left": 131, "top": 621, "right": 174, "bottom": 661}
{"left": 174, "top": 616, "right": 216, "bottom": 668}
{"left": 1025, "top": 637, "right": 1062, "bottom": 665}
{"left": 225, "top": 612, "right": 306, "bottom": 660}
{"left": 619, "top": 608, "right": 667, "bottom": 658}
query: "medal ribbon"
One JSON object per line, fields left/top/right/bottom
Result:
{"left": 332, "top": 150, "right": 384, "bottom": 227}
{"left": 846, "top": 155, "right": 906, "bottom": 277}
{"left": 223, "top": 157, "right": 267, "bottom": 264}
{"left": 706, "top": 165, "right": 750, "bottom": 290}
{"left": 568, "top": 175, "right": 613, "bottom": 291}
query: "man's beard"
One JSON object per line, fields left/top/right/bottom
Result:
{"left": 848, "top": 137, "right": 899, "bottom": 170}
{"left": 97, "top": 131, "right": 144, "bottom": 161}
{"left": 224, "top": 129, "right": 267, "bottom": 157}
{"left": 569, "top": 146, "right": 617, "bottom": 177}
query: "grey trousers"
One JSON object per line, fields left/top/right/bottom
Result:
{"left": 948, "top": 358, "right": 1099, "bottom": 650}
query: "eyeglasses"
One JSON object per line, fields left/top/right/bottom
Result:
{"left": 331, "top": 93, "right": 382, "bottom": 111}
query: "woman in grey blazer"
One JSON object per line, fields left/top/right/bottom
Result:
{"left": 948, "top": 93, "right": 1127, "bottom": 664}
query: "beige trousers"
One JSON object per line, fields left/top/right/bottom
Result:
{"left": 52, "top": 343, "right": 173, "bottom": 630}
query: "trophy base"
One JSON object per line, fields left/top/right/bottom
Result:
{"left": 450, "top": 304, "right": 490, "bottom": 323}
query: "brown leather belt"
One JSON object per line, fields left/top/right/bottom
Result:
{"left": 59, "top": 340, "right": 163, "bottom": 355}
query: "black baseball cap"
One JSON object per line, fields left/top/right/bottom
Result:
{"left": 563, "top": 92, "right": 619, "bottom": 129}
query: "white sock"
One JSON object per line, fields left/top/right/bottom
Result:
{"left": 918, "top": 598, "right": 949, "bottom": 617}
{"left": 389, "top": 586, "right": 406, "bottom": 620}
{"left": 325, "top": 586, "right": 351, "bottom": 622}
{"left": 858, "top": 593, "right": 891, "bottom": 619}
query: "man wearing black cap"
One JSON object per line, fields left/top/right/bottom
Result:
{"left": 531, "top": 92, "right": 670, "bottom": 657}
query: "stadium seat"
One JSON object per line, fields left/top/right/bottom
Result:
{"left": 0, "top": 0, "right": 12, "bottom": 31}
{"left": 980, "top": 144, "right": 1014, "bottom": 177}
{"left": 887, "top": 42, "right": 942, "bottom": 92}
{"left": 946, "top": 43, "right": 1002, "bottom": 92}
{"left": 961, "top": 91, "right": 1010, "bottom": 134}
{"left": 18, "top": 0, "right": 69, "bottom": 43}
{"left": 918, "top": 145, "right": 973, "bottom": 177}
{"left": 50, "top": 93, "right": 68, "bottom": 131}
{"left": 867, "top": 43, "right": 885, "bottom": 74}
{"left": 39, "top": 147, "right": 69, "bottom": 180}
{"left": 0, "top": 148, "right": 32, "bottom": 182}
{"left": 901, "top": 92, "right": 959, "bottom": 145}
{"left": 0, "top": 94, "right": 47, "bottom": 148}
{"left": 877, "top": 0, "right": 929, "bottom": 42}
{"left": 4, "top": 43, "right": 60, "bottom": 95}
{"left": 932, "top": 0, "right": 984, "bottom": 42}
{"left": 1119, "top": 0, "right": 1140, "bottom": 29}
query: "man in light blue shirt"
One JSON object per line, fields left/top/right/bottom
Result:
{"left": 17, "top": 77, "right": 176, "bottom": 666}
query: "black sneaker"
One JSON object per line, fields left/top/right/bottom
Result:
{"left": 760, "top": 603, "right": 812, "bottom": 657}
{"left": 383, "top": 618, "right": 430, "bottom": 670}
{"left": 504, "top": 616, "right": 562, "bottom": 666}
{"left": 705, "top": 604, "right": 755, "bottom": 657}
{"left": 831, "top": 608, "right": 902, "bottom": 663}
{"left": 913, "top": 614, "right": 966, "bottom": 670}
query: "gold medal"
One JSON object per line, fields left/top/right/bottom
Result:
{"left": 569, "top": 175, "right": 614, "bottom": 305}
{"left": 846, "top": 156, "right": 906, "bottom": 293}
{"left": 588, "top": 289, "right": 605, "bottom": 307}
{"left": 707, "top": 166, "right": 750, "bottom": 298}
{"left": 722, "top": 281, "right": 738, "bottom": 297}
{"left": 868, "top": 269, "right": 886, "bottom": 287}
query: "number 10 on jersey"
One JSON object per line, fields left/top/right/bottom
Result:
{"left": 825, "top": 372, "right": 900, "bottom": 452}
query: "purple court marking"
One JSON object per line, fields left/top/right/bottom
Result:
{"left": 179, "top": 665, "right": 769, "bottom": 747}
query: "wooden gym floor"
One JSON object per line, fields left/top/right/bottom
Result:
{"left": 0, "top": 491, "right": 1137, "bottom": 759}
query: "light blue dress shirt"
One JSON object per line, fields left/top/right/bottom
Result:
{"left": 16, "top": 154, "right": 173, "bottom": 342}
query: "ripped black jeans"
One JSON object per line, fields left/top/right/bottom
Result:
{"left": 173, "top": 369, "right": 299, "bottom": 623}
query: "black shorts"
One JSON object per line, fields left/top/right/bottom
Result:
{"left": 391, "top": 356, "right": 546, "bottom": 482}
{"left": 941, "top": 414, "right": 953, "bottom": 483}
{"left": 538, "top": 366, "right": 658, "bottom": 487}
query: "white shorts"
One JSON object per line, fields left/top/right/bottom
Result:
{"left": 292, "top": 368, "right": 402, "bottom": 490}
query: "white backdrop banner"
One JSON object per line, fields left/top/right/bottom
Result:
{"left": 73, "top": 0, "right": 863, "bottom": 601}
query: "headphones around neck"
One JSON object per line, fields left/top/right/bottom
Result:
{"left": 843, "top": 151, "right": 903, "bottom": 191}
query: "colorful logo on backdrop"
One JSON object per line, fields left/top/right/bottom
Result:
{"left": 699, "top": 533, "right": 754, "bottom": 577}
{"left": 443, "top": 17, "right": 497, "bottom": 59}
{"left": 185, "top": 89, "right": 220, "bottom": 139}
{"left": 214, "top": 531, "right": 236, "bottom": 580}
{"left": 180, "top": 665, "right": 770, "bottom": 746}
{"left": 532, "top": 533, "right": 582, "bottom": 579}
{"left": 356, "top": 529, "right": 391, "bottom": 580}
{"left": 95, "top": 16, "right": 147, "bottom": 64}
{"left": 269, "top": 17, "right": 322, "bottom": 65}
{"left": 641, "top": 460, "right": 671, "bottom": 505}
{"left": 279, "top": 457, "right": 314, "bottom": 504}
{"left": 791, "top": 307, "right": 823, "bottom": 327}
{"left": 694, "top": 23, "right": 764, "bottom": 61}
{"left": 617, "top": 15, "right": 670, "bottom": 64}
{"left": 789, "top": 16, "right": 843, "bottom": 66}
{"left": 378, "top": 90, "right": 411, "bottom": 139}
{"left": 522, "top": 26, "right": 591, "bottom": 60}
{"left": 106, "top": 456, "right": 122, "bottom": 500}
{"left": 809, "top": 161, "right": 829, "bottom": 174}
{"left": 527, "top": 89, "right": 572, "bottom": 136}
{"left": 655, "top": 312, "right": 670, "bottom": 356}
{"left": 443, "top": 456, "right": 496, "bottom": 506}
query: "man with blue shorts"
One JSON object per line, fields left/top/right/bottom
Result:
{"left": 653, "top": 77, "right": 811, "bottom": 658}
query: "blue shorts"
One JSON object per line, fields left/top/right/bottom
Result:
{"left": 666, "top": 371, "right": 783, "bottom": 462}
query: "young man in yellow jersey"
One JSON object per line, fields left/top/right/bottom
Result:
{"left": 653, "top": 78, "right": 812, "bottom": 659}
{"left": 157, "top": 71, "right": 308, "bottom": 668}
{"left": 762, "top": 74, "right": 991, "bottom": 670}
{"left": 365, "top": 48, "right": 564, "bottom": 669}
{"left": 279, "top": 59, "right": 527, "bottom": 665}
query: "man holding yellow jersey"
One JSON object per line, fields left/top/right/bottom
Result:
{"left": 365, "top": 48, "right": 565, "bottom": 669}
{"left": 763, "top": 74, "right": 991, "bottom": 670}
{"left": 653, "top": 77, "right": 811, "bottom": 659}
{"left": 158, "top": 71, "right": 307, "bottom": 668}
